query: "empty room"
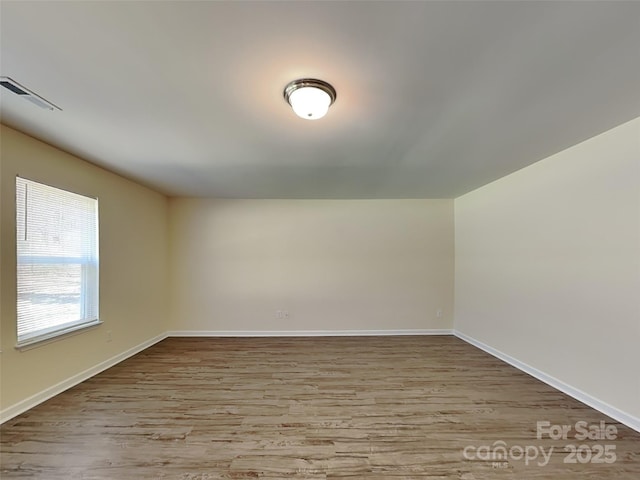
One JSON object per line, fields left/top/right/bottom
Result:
{"left": 1, "top": 1, "right": 639, "bottom": 478}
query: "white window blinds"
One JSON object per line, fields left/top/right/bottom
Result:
{"left": 16, "top": 177, "right": 100, "bottom": 346}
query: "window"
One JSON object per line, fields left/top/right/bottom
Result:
{"left": 16, "top": 177, "right": 100, "bottom": 347}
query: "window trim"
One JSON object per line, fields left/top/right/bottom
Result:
{"left": 15, "top": 319, "right": 103, "bottom": 351}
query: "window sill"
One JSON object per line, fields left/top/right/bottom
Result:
{"left": 15, "top": 320, "right": 103, "bottom": 352}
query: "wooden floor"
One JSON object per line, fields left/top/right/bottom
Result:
{"left": 1, "top": 336, "right": 639, "bottom": 479}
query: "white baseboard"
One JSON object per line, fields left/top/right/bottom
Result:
{"left": 0, "top": 332, "right": 168, "bottom": 424}
{"left": 167, "top": 329, "right": 453, "bottom": 337}
{"left": 454, "top": 330, "right": 640, "bottom": 433}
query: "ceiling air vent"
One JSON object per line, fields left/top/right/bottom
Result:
{"left": 0, "top": 76, "right": 61, "bottom": 111}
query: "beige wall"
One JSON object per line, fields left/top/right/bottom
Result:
{"left": 455, "top": 118, "right": 640, "bottom": 419}
{"left": 169, "top": 199, "right": 454, "bottom": 332}
{"left": 0, "top": 125, "right": 169, "bottom": 412}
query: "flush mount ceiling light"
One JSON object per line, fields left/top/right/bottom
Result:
{"left": 284, "top": 78, "right": 336, "bottom": 120}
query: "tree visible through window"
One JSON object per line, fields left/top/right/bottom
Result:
{"left": 16, "top": 177, "right": 100, "bottom": 346}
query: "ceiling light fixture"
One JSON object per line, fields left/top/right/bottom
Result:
{"left": 284, "top": 78, "right": 336, "bottom": 120}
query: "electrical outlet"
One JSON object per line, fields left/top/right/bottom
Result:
{"left": 436, "top": 309, "right": 443, "bottom": 318}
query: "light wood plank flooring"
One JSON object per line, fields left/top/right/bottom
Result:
{"left": 1, "top": 336, "right": 639, "bottom": 479}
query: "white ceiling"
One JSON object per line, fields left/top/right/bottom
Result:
{"left": 1, "top": 1, "right": 639, "bottom": 198}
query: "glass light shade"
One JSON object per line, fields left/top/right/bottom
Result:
{"left": 289, "top": 86, "right": 332, "bottom": 120}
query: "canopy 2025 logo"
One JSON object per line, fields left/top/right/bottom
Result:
{"left": 462, "top": 420, "right": 618, "bottom": 468}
